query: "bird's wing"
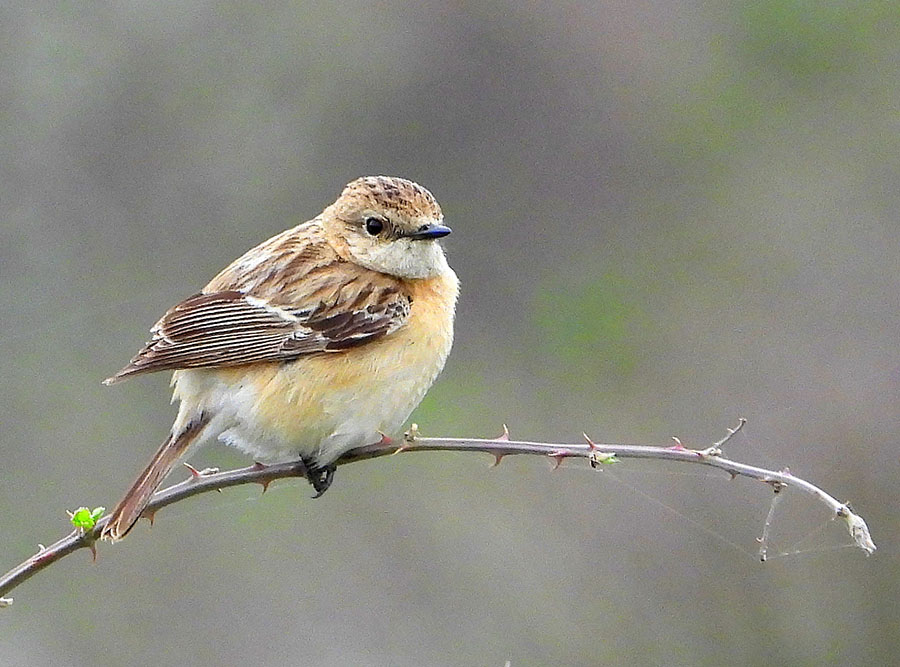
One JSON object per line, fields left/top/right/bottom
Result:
{"left": 104, "top": 232, "right": 410, "bottom": 383}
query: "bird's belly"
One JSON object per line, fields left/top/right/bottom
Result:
{"left": 172, "top": 328, "right": 450, "bottom": 465}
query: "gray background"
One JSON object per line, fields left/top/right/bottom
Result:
{"left": 1, "top": 1, "right": 897, "bottom": 665}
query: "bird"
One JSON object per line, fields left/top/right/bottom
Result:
{"left": 100, "top": 176, "right": 458, "bottom": 542}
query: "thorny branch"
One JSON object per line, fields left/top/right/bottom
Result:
{"left": 0, "top": 419, "right": 875, "bottom": 607}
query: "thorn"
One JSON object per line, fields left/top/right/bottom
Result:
{"left": 668, "top": 437, "right": 687, "bottom": 451}
{"left": 549, "top": 451, "right": 567, "bottom": 470}
{"left": 490, "top": 454, "right": 505, "bottom": 468}
{"left": 37, "top": 543, "right": 46, "bottom": 552}
{"left": 258, "top": 478, "right": 272, "bottom": 493}
{"left": 184, "top": 462, "right": 219, "bottom": 478}
{"left": 385, "top": 433, "right": 408, "bottom": 456}
{"left": 729, "top": 472, "right": 738, "bottom": 480}
{"left": 144, "top": 509, "right": 157, "bottom": 527}
{"left": 585, "top": 434, "right": 601, "bottom": 468}
{"left": 31, "top": 548, "right": 53, "bottom": 565}
{"left": 252, "top": 461, "right": 268, "bottom": 470}
{"left": 88, "top": 542, "right": 98, "bottom": 562}
{"left": 496, "top": 424, "right": 510, "bottom": 442}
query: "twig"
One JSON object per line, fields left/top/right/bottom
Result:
{"left": 0, "top": 419, "right": 875, "bottom": 607}
{"left": 757, "top": 481, "right": 785, "bottom": 562}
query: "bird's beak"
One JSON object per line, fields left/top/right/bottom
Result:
{"left": 407, "top": 223, "right": 452, "bottom": 240}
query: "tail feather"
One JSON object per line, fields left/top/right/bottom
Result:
{"left": 102, "top": 414, "right": 209, "bottom": 542}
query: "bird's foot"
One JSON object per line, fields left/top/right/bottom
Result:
{"left": 303, "top": 459, "right": 336, "bottom": 498}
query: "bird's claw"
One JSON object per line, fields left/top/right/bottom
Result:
{"left": 304, "top": 461, "right": 336, "bottom": 498}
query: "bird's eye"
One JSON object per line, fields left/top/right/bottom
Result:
{"left": 365, "top": 217, "right": 384, "bottom": 236}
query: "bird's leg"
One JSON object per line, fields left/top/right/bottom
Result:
{"left": 302, "top": 458, "right": 336, "bottom": 498}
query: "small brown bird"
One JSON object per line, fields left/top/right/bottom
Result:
{"left": 102, "top": 176, "right": 458, "bottom": 541}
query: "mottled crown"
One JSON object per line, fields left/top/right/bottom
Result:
{"left": 336, "top": 176, "right": 443, "bottom": 222}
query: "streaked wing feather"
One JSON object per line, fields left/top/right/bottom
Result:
{"left": 105, "top": 261, "right": 410, "bottom": 383}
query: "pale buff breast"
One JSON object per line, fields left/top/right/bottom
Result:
{"left": 171, "top": 269, "right": 458, "bottom": 464}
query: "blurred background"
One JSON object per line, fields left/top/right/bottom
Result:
{"left": 1, "top": 1, "right": 898, "bottom": 665}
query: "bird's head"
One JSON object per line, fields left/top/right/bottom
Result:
{"left": 325, "top": 176, "right": 452, "bottom": 279}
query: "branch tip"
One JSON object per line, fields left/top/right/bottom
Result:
{"left": 837, "top": 504, "right": 876, "bottom": 555}
{"left": 713, "top": 417, "right": 747, "bottom": 449}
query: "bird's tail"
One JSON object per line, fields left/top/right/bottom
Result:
{"left": 102, "top": 413, "right": 209, "bottom": 542}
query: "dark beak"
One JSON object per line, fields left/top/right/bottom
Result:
{"left": 407, "top": 224, "right": 452, "bottom": 240}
